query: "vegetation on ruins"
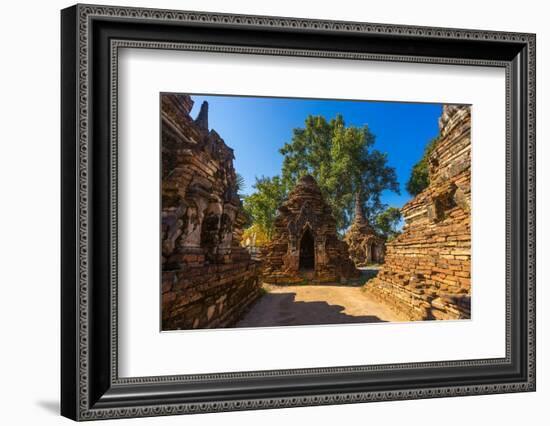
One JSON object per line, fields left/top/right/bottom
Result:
{"left": 374, "top": 207, "right": 402, "bottom": 240}
{"left": 277, "top": 114, "right": 399, "bottom": 232}
{"left": 242, "top": 175, "right": 287, "bottom": 240}
{"left": 406, "top": 135, "right": 440, "bottom": 196}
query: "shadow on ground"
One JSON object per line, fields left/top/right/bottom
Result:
{"left": 35, "top": 400, "right": 59, "bottom": 415}
{"left": 234, "top": 292, "right": 386, "bottom": 328}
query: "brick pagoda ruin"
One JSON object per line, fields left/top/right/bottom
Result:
{"left": 161, "top": 94, "right": 261, "bottom": 330}
{"left": 366, "top": 105, "right": 471, "bottom": 321}
{"left": 262, "top": 175, "right": 359, "bottom": 284}
{"left": 344, "top": 193, "right": 386, "bottom": 266}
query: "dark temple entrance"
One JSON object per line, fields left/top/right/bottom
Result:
{"left": 299, "top": 228, "right": 315, "bottom": 270}
{"left": 370, "top": 243, "right": 378, "bottom": 263}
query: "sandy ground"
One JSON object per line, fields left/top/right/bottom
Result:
{"left": 235, "top": 281, "right": 406, "bottom": 328}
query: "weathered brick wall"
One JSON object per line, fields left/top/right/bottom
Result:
{"left": 365, "top": 105, "right": 471, "bottom": 321}
{"left": 161, "top": 94, "right": 261, "bottom": 330}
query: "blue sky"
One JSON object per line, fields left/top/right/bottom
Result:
{"left": 189, "top": 94, "right": 442, "bottom": 209}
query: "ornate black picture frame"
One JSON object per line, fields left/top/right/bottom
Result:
{"left": 61, "top": 4, "right": 536, "bottom": 421}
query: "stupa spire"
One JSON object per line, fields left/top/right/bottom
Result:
{"left": 194, "top": 101, "right": 209, "bottom": 131}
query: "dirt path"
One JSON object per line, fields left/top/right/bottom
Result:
{"left": 235, "top": 283, "right": 406, "bottom": 328}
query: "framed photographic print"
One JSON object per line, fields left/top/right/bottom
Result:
{"left": 61, "top": 4, "right": 536, "bottom": 421}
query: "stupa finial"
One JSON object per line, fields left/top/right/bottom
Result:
{"left": 194, "top": 101, "right": 209, "bottom": 131}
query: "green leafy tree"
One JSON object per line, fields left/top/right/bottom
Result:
{"left": 406, "top": 136, "right": 440, "bottom": 196}
{"left": 375, "top": 207, "right": 402, "bottom": 240}
{"left": 242, "top": 175, "right": 287, "bottom": 240}
{"left": 279, "top": 114, "right": 399, "bottom": 231}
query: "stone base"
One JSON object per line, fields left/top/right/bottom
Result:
{"left": 365, "top": 277, "right": 471, "bottom": 321}
{"left": 364, "top": 279, "right": 431, "bottom": 321}
{"left": 162, "top": 258, "right": 262, "bottom": 330}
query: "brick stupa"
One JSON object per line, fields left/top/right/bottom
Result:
{"left": 262, "top": 175, "right": 359, "bottom": 284}
{"left": 344, "top": 193, "right": 386, "bottom": 266}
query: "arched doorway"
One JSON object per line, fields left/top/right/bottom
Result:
{"left": 369, "top": 242, "right": 378, "bottom": 263}
{"left": 299, "top": 228, "right": 315, "bottom": 270}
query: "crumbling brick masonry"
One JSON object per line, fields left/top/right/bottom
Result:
{"left": 365, "top": 105, "right": 471, "bottom": 321}
{"left": 161, "top": 94, "right": 261, "bottom": 330}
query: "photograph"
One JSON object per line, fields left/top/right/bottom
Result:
{"left": 161, "top": 93, "right": 471, "bottom": 331}
{"left": 56, "top": 3, "right": 536, "bottom": 421}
